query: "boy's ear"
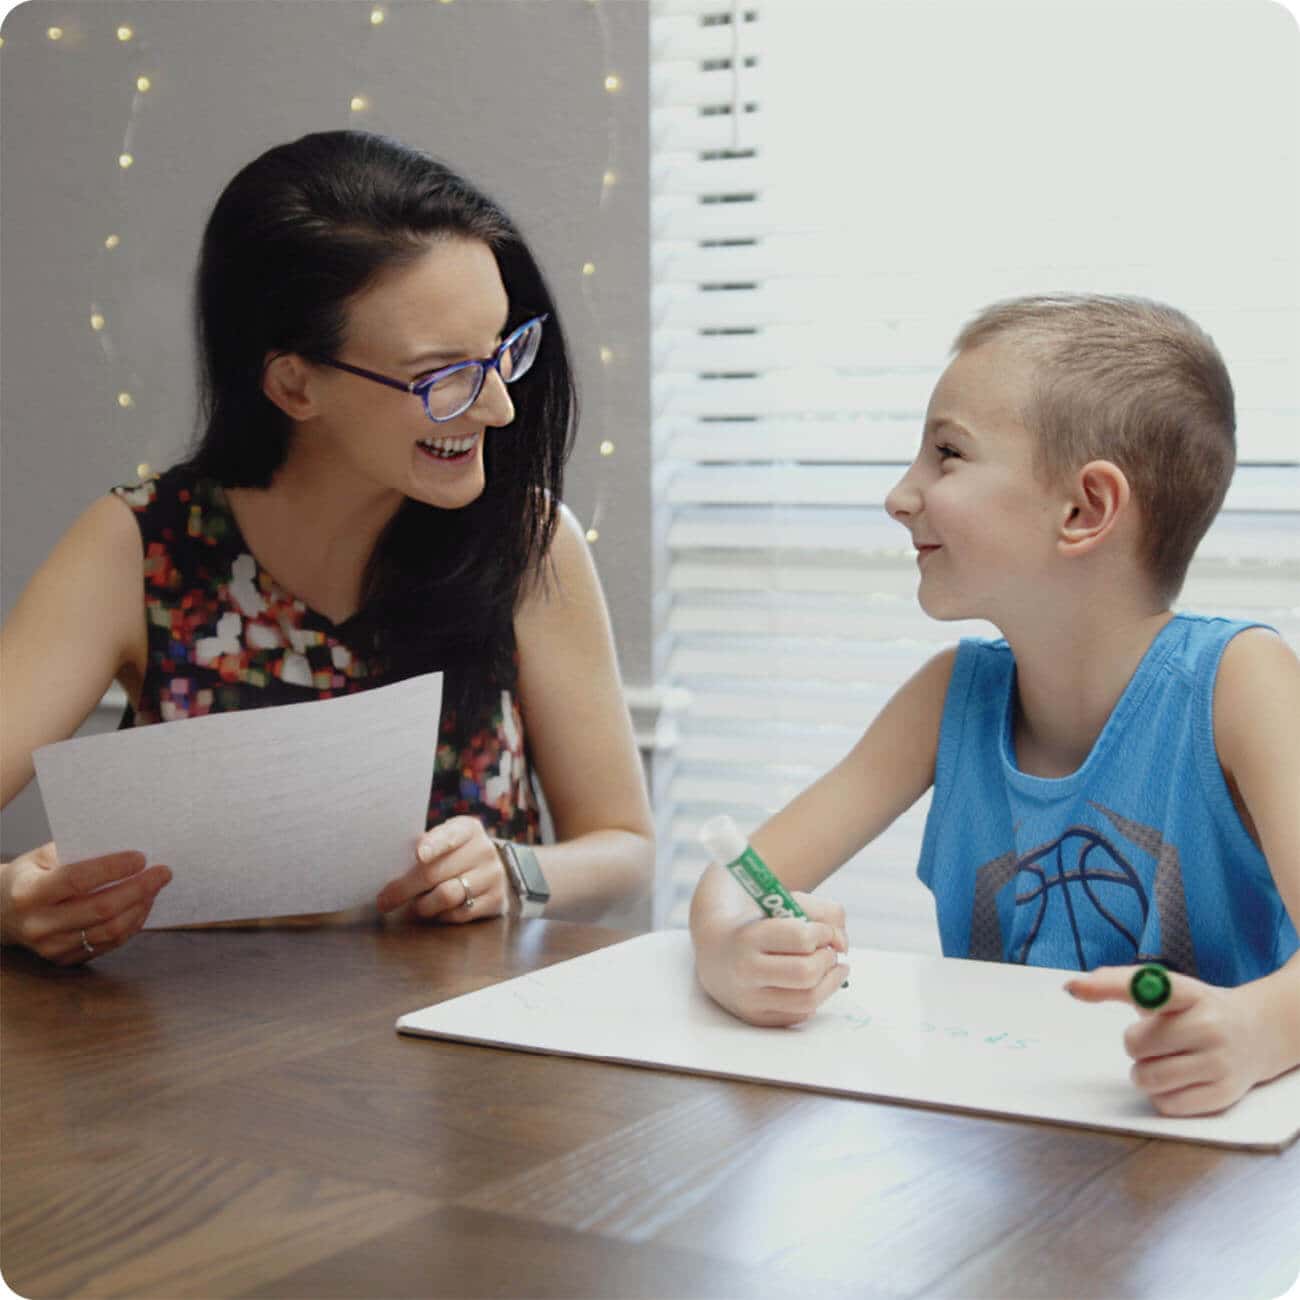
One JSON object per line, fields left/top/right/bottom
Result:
{"left": 1058, "top": 459, "right": 1130, "bottom": 556}
{"left": 261, "top": 352, "right": 319, "bottom": 421}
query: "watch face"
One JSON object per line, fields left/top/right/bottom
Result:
{"left": 512, "top": 845, "right": 550, "bottom": 901}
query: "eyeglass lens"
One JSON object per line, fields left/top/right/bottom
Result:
{"left": 423, "top": 318, "right": 544, "bottom": 420}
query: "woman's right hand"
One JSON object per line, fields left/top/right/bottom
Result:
{"left": 695, "top": 891, "right": 850, "bottom": 1027}
{"left": 0, "top": 842, "right": 171, "bottom": 965}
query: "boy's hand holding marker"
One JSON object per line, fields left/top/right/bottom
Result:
{"left": 694, "top": 816, "right": 849, "bottom": 1028}
{"left": 1067, "top": 963, "right": 1282, "bottom": 1117}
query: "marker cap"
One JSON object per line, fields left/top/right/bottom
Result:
{"left": 699, "top": 814, "right": 747, "bottom": 866}
{"left": 1130, "top": 963, "right": 1172, "bottom": 1010}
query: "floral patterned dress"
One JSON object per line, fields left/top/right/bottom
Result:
{"left": 112, "top": 466, "right": 540, "bottom": 842}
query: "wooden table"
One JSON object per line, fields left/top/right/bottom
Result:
{"left": 3, "top": 920, "right": 1297, "bottom": 1300}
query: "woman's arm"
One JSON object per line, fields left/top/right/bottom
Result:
{"left": 509, "top": 503, "right": 655, "bottom": 919}
{"left": 1, "top": 494, "right": 171, "bottom": 959}
{"left": 2, "top": 495, "right": 147, "bottom": 807}
{"left": 690, "top": 646, "right": 955, "bottom": 1024}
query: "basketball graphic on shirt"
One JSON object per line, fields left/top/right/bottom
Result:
{"left": 968, "top": 803, "right": 1196, "bottom": 973}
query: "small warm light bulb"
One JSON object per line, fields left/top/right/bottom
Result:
{"left": 136, "top": 462, "right": 152, "bottom": 479}
{"left": 47, "top": 26, "right": 64, "bottom": 41}
{"left": 582, "top": 262, "right": 596, "bottom": 277}
{"left": 136, "top": 75, "right": 151, "bottom": 92}
{"left": 116, "top": 25, "right": 133, "bottom": 41}
{"left": 369, "top": 7, "right": 385, "bottom": 24}
{"left": 585, "top": 528, "right": 599, "bottom": 543}
{"left": 599, "top": 440, "right": 615, "bottom": 457}
{"left": 90, "top": 312, "right": 106, "bottom": 331}
{"left": 350, "top": 95, "right": 368, "bottom": 112}
{"left": 117, "top": 392, "right": 134, "bottom": 409}
{"left": 602, "top": 170, "right": 617, "bottom": 188}
{"left": 604, "top": 74, "right": 621, "bottom": 93}
{"left": 599, "top": 346, "right": 613, "bottom": 364}
{"left": 104, "top": 234, "right": 121, "bottom": 249}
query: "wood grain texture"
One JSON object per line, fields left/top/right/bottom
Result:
{"left": 3, "top": 920, "right": 1298, "bottom": 1299}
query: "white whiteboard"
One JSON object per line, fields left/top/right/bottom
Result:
{"left": 397, "top": 931, "right": 1300, "bottom": 1151}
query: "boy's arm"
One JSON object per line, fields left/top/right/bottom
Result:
{"left": 1068, "top": 629, "right": 1300, "bottom": 1114}
{"left": 690, "top": 647, "right": 955, "bottom": 1025}
{"left": 748, "top": 646, "right": 957, "bottom": 892}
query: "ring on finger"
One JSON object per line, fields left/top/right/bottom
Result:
{"left": 80, "top": 929, "right": 95, "bottom": 956}
{"left": 459, "top": 874, "right": 475, "bottom": 910}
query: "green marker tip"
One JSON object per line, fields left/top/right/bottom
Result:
{"left": 1129, "top": 963, "right": 1171, "bottom": 1010}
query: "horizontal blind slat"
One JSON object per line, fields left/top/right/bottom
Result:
{"left": 667, "top": 508, "right": 1300, "bottom": 562}
{"left": 664, "top": 464, "right": 1299, "bottom": 511}
{"left": 651, "top": 16, "right": 763, "bottom": 61}
{"left": 651, "top": 63, "right": 767, "bottom": 108}
{"left": 658, "top": 418, "right": 1299, "bottom": 466}
{"left": 652, "top": 109, "right": 768, "bottom": 153}
{"left": 650, "top": 1, "right": 755, "bottom": 20}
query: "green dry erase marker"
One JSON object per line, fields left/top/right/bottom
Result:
{"left": 699, "top": 814, "right": 807, "bottom": 919}
{"left": 699, "top": 814, "right": 847, "bottom": 987}
{"left": 1130, "top": 963, "right": 1172, "bottom": 1010}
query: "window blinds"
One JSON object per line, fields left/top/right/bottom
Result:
{"left": 650, "top": 1, "right": 1298, "bottom": 945}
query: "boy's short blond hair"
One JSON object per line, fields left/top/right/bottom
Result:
{"left": 953, "top": 294, "right": 1236, "bottom": 602}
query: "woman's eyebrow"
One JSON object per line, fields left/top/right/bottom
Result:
{"left": 400, "top": 347, "right": 465, "bottom": 368}
{"left": 400, "top": 315, "right": 512, "bottom": 369}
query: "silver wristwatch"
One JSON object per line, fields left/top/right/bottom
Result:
{"left": 493, "top": 839, "right": 550, "bottom": 918}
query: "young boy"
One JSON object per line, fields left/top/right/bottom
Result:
{"left": 690, "top": 294, "right": 1300, "bottom": 1117}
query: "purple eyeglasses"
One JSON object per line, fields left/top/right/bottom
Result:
{"left": 319, "top": 313, "right": 548, "bottom": 423}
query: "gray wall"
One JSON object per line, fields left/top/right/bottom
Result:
{"left": 0, "top": 1, "right": 651, "bottom": 856}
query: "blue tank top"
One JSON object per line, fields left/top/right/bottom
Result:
{"left": 917, "top": 614, "right": 1296, "bottom": 985}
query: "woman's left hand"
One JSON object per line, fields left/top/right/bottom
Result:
{"left": 375, "top": 816, "right": 510, "bottom": 924}
{"left": 1065, "top": 966, "right": 1269, "bottom": 1116}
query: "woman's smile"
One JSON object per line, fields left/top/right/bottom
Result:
{"left": 416, "top": 432, "right": 480, "bottom": 464}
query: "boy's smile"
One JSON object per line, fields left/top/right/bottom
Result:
{"left": 886, "top": 341, "right": 1063, "bottom": 625}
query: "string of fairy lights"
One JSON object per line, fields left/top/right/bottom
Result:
{"left": 23, "top": 2, "right": 627, "bottom": 547}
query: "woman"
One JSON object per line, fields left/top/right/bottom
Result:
{"left": 0, "top": 130, "right": 654, "bottom": 964}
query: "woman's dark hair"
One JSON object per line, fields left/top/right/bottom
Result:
{"left": 187, "top": 130, "right": 576, "bottom": 702}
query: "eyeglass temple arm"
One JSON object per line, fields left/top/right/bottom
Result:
{"left": 320, "top": 358, "right": 419, "bottom": 394}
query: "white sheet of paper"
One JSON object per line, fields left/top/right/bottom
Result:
{"left": 34, "top": 672, "right": 442, "bottom": 927}
{"left": 397, "top": 930, "right": 1300, "bottom": 1151}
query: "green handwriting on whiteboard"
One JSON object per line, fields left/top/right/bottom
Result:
{"left": 834, "top": 1009, "right": 1038, "bottom": 1051}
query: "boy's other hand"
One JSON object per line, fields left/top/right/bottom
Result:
{"left": 1066, "top": 966, "right": 1269, "bottom": 1117}
{"left": 697, "top": 891, "right": 849, "bottom": 1028}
